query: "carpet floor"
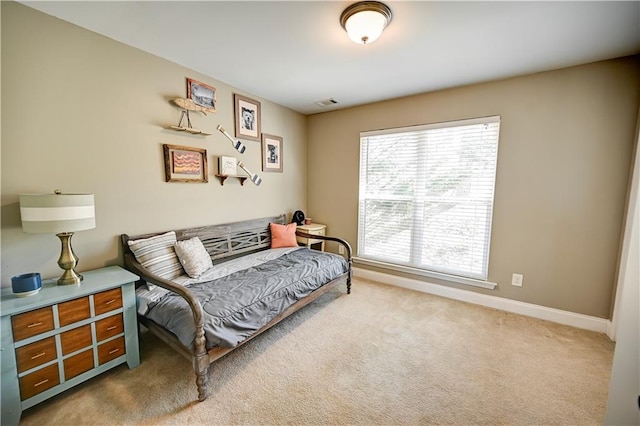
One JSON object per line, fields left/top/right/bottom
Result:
{"left": 20, "top": 278, "right": 614, "bottom": 425}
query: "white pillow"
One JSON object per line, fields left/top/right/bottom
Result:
{"left": 127, "top": 231, "right": 184, "bottom": 281}
{"left": 174, "top": 237, "right": 213, "bottom": 279}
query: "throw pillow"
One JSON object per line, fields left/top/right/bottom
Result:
{"left": 127, "top": 231, "right": 184, "bottom": 281}
{"left": 174, "top": 237, "right": 214, "bottom": 279}
{"left": 270, "top": 223, "right": 299, "bottom": 249}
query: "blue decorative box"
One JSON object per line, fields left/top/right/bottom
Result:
{"left": 11, "top": 272, "right": 42, "bottom": 297}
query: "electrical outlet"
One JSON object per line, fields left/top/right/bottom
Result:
{"left": 512, "top": 273, "right": 523, "bottom": 287}
{"left": 338, "top": 246, "right": 345, "bottom": 255}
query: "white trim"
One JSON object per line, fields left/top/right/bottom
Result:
{"left": 361, "top": 115, "right": 501, "bottom": 137}
{"left": 354, "top": 257, "right": 497, "bottom": 289}
{"left": 606, "top": 321, "right": 616, "bottom": 341}
{"left": 354, "top": 267, "right": 612, "bottom": 335}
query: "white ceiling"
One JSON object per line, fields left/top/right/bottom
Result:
{"left": 21, "top": 1, "right": 640, "bottom": 115}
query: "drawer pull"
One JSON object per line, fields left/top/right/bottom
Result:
{"left": 105, "top": 299, "right": 116, "bottom": 305}
{"left": 106, "top": 326, "right": 118, "bottom": 331}
{"left": 30, "top": 352, "right": 46, "bottom": 360}
{"left": 27, "top": 322, "right": 43, "bottom": 328}
{"left": 108, "top": 348, "right": 120, "bottom": 355}
{"left": 34, "top": 379, "right": 49, "bottom": 387}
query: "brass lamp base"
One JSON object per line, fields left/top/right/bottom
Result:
{"left": 56, "top": 232, "right": 83, "bottom": 285}
{"left": 57, "top": 269, "right": 83, "bottom": 285}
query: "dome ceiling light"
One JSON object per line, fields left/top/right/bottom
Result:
{"left": 340, "top": 1, "right": 392, "bottom": 45}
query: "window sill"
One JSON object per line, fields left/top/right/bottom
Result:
{"left": 353, "top": 257, "right": 497, "bottom": 290}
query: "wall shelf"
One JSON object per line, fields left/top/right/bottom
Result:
{"left": 215, "top": 174, "right": 248, "bottom": 186}
{"left": 164, "top": 125, "right": 211, "bottom": 136}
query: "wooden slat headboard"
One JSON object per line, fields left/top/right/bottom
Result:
{"left": 122, "top": 214, "right": 287, "bottom": 261}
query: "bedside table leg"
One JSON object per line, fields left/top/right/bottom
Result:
{"left": 121, "top": 283, "right": 140, "bottom": 369}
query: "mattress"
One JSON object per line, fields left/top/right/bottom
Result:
{"left": 138, "top": 247, "right": 349, "bottom": 349}
{"left": 135, "top": 247, "right": 301, "bottom": 315}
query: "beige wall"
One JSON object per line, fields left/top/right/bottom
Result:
{"left": 308, "top": 57, "right": 640, "bottom": 318}
{"left": 1, "top": 3, "right": 307, "bottom": 286}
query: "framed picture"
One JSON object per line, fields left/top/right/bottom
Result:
{"left": 187, "top": 78, "right": 216, "bottom": 113}
{"left": 218, "top": 155, "right": 237, "bottom": 176}
{"left": 261, "top": 134, "right": 283, "bottom": 172}
{"left": 163, "top": 144, "right": 208, "bottom": 183}
{"left": 234, "top": 93, "right": 261, "bottom": 141}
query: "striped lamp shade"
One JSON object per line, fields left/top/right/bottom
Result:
{"left": 19, "top": 193, "right": 95, "bottom": 234}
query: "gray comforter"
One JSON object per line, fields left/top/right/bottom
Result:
{"left": 146, "top": 248, "right": 349, "bottom": 349}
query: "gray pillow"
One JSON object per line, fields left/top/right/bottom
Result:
{"left": 174, "top": 237, "right": 213, "bottom": 278}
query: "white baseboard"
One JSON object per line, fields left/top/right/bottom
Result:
{"left": 353, "top": 267, "right": 614, "bottom": 338}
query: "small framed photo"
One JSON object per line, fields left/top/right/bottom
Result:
{"left": 234, "top": 93, "right": 261, "bottom": 141}
{"left": 163, "top": 144, "right": 208, "bottom": 183}
{"left": 187, "top": 78, "right": 216, "bottom": 113}
{"left": 218, "top": 155, "right": 237, "bottom": 176}
{"left": 261, "top": 134, "right": 283, "bottom": 173}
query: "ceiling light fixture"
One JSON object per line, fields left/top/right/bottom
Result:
{"left": 340, "top": 1, "right": 392, "bottom": 45}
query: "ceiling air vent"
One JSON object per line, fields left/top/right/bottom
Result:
{"left": 315, "top": 98, "right": 340, "bottom": 108}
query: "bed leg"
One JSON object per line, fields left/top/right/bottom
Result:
{"left": 193, "top": 329, "right": 209, "bottom": 402}
{"left": 347, "top": 277, "right": 352, "bottom": 294}
{"left": 196, "top": 366, "right": 209, "bottom": 402}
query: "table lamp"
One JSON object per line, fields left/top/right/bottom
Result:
{"left": 19, "top": 190, "right": 96, "bottom": 285}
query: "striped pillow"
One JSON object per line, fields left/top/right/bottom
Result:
{"left": 127, "top": 231, "right": 184, "bottom": 281}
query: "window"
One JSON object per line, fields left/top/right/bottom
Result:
{"left": 357, "top": 116, "right": 500, "bottom": 282}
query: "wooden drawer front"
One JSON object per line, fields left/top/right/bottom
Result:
{"left": 15, "top": 337, "right": 57, "bottom": 373}
{"left": 98, "top": 336, "right": 125, "bottom": 365}
{"left": 19, "top": 363, "right": 60, "bottom": 401}
{"left": 95, "top": 314, "right": 123, "bottom": 342}
{"left": 58, "top": 297, "right": 91, "bottom": 327}
{"left": 60, "top": 324, "right": 92, "bottom": 355}
{"left": 308, "top": 228, "right": 325, "bottom": 236}
{"left": 63, "top": 349, "right": 94, "bottom": 381}
{"left": 11, "top": 307, "right": 54, "bottom": 342}
{"left": 94, "top": 288, "right": 122, "bottom": 316}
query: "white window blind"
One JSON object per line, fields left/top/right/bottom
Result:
{"left": 357, "top": 116, "right": 500, "bottom": 281}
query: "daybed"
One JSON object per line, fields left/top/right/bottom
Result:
{"left": 121, "top": 214, "right": 352, "bottom": 401}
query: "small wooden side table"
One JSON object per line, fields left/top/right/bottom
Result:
{"left": 296, "top": 223, "right": 327, "bottom": 251}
